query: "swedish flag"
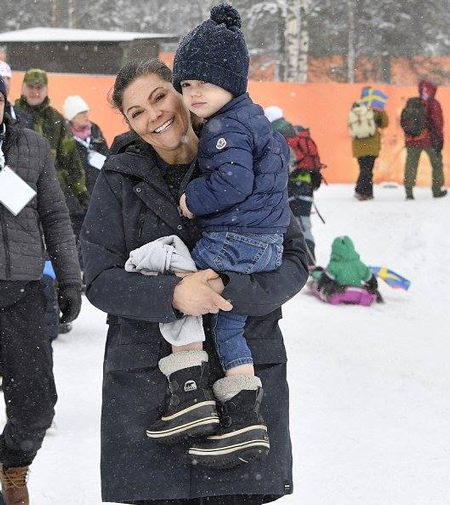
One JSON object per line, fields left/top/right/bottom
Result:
{"left": 370, "top": 266, "right": 411, "bottom": 291}
{"left": 361, "top": 87, "right": 388, "bottom": 110}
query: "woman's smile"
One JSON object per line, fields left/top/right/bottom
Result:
{"left": 153, "top": 117, "right": 174, "bottom": 134}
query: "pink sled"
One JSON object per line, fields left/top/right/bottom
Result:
{"left": 309, "top": 282, "right": 376, "bottom": 307}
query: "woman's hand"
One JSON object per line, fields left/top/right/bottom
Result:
{"left": 207, "top": 275, "right": 225, "bottom": 295}
{"left": 176, "top": 271, "right": 225, "bottom": 293}
{"left": 179, "top": 193, "right": 195, "bottom": 220}
{"left": 173, "top": 269, "right": 232, "bottom": 316}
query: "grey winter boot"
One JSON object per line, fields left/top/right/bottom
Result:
{"left": 146, "top": 351, "right": 219, "bottom": 444}
{"left": 188, "top": 375, "right": 270, "bottom": 469}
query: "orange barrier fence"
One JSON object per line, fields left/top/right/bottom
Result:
{"left": 9, "top": 72, "right": 450, "bottom": 186}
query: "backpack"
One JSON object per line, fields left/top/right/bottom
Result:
{"left": 348, "top": 102, "right": 377, "bottom": 139}
{"left": 286, "top": 128, "right": 323, "bottom": 172}
{"left": 286, "top": 128, "right": 324, "bottom": 190}
{"left": 400, "top": 97, "right": 428, "bottom": 137}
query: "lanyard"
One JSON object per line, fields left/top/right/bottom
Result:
{"left": 73, "top": 135, "right": 91, "bottom": 149}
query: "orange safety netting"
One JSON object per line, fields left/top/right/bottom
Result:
{"left": 9, "top": 72, "right": 450, "bottom": 186}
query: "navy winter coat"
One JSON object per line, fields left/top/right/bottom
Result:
{"left": 81, "top": 142, "right": 308, "bottom": 504}
{"left": 185, "top": 93, "right": 290, "bottom": 234}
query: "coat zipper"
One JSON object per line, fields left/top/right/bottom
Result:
{"left": 137, "top": 206, "right": 146, "bottom": 239}
{"left": 1, "top": 132, "right": 12, "bottom": 280}
{"left": 0, "top": 207, "right": 11, "bottom": 280}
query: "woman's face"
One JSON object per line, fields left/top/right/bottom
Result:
{"left": 122, "top": 74, "right": 191, "bottom": 153}
{"left": 72, "top": 111, "right": 90, "bottom": 128}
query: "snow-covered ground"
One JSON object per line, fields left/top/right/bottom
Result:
{"left": 3, "top": 183, "right": 449, "bottom": 504}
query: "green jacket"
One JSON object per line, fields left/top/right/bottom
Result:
{"left": 325, "top": 236, "right": 371, "bottom": 287}
{"left": 15, "top": 96, "right": 88, "bottom": 213}
{"left": 271, "top": 117, "right": 297, "bottom": 138}
{"left": 352, "top": 109, "right": 389, "bottom": 159}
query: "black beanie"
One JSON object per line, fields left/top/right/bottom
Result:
{"left": 172, "top": 4, "right": 249, "bottom": 97}
{"left": 0, "top": 76, "right": 7, "bottom": 102}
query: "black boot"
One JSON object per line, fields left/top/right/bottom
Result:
{"left": 188, "top": 387, "right": 270, "bottom": 469}
{"left": 433, "top": 189, "right": 447, "bottom": 198}
{"left": 146, "top": 362, "right": 219, "bottom": 444}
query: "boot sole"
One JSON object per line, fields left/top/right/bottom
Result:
{"left": 188, "top": 425, "right": 270, "bottom": 469}
{"left": 146, "top": 401, "right": 220, "bottom": 444}
{"left": 189, "top": 441, "right": 270, "bottom": 469}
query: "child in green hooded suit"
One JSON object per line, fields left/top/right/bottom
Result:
{"left": 313, "top": 236, "right": 381, "bottom": 300}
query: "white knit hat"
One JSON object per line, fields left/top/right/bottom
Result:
{"left": 63, "top": 95, "right": 89, "bottom": 121}
{"left": 264, "top": 105, "right": 283, "bottom": 123}
{"left": 0, "top": 61, "right": 12, "bottom": 79}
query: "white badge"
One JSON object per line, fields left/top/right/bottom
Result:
{"left": 0, "top": 165, "right": 37, "bottom": 216}
{"left": 88, "top": 150, "right": 106, "bottom": 170}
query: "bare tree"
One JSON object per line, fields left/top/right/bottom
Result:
{"left": 285, "top": 0, "right": 300, "bottom": 81}
{"left": 347, "top": 0, "right": 355, "bottom": 83}
{"left": 247, "top": 0, "right": 310, "bottom": 83}
{"left": 247, "top": 1, "right": 287, "bottom": 80}
{"left": 298, "top": 0, "right": 310, "bottom": 82}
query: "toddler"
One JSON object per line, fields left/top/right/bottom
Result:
{"left": 146, "top": 4, "right": 290, "bottom": 469}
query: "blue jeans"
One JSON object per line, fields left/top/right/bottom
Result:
{"left": 191, "top": 231, "right": 283, "bottom": 372}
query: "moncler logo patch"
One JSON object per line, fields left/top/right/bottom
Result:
{"left": 216, "top": 138, "right": 227, "bottom": 150}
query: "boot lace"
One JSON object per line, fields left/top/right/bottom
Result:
{"left": 2, "top": 467, "right": 29, "bottom": 489}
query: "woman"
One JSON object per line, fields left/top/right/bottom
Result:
{"left": 81, "top": 59, "right": 308, "bottom": 505}
{"left": 63, "top": 95, "right": 109, "bottom": 243}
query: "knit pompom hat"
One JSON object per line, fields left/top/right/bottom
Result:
{"left": 172, "top": 4, "right": 249, "bottom": 97}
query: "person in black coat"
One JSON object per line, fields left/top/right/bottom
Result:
{"left": 63, "top": 95, "right": 109, "bottom": 243}
{"left": 0, "top": 76, "right": 81, "bottom": 504}
{"left": 81, "top": 59, "right": 309, "bottom": 505}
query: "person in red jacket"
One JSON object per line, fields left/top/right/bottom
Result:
{"left": 404, "top": 80, "right": 447, "bottom": 199}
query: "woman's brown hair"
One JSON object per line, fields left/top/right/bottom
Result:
{"left": 111, "top": 59, "right": 172, "bottom": 113}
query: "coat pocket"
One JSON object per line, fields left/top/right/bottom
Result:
{"left": 104, "top": 318, "right": 163, "bottom": 373}
{"left": 117, "top": 317, "right": 164, "bottom": 346}
{"left": 248, "top": 337, "right": 287, "bottom": 365}
{"left": 104, "top": 342, "right": 162, "bottom": 373}
{"left": 245, "top": 314, "right": 287, "bottom": 365}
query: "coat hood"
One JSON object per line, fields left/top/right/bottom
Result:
{"left": 330, "top": 236, "right": 360, "bottom": 262}
{"left": 419, "top": 80, "right": 437, "bottom": 101}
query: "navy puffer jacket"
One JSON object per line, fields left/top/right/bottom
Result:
{"left": 185, "top": 93, "right": 290, "bottom": 234}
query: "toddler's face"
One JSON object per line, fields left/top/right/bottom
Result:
{"left": 180, "top": 80, "right": 233, "bottom": 119}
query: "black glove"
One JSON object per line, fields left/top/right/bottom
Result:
{"left": 364, "top": 274, "right": 378, "bottom": 294}
{"left": 58, "top": 284, "right": 82, "bottom": 324}
{"left": 364, "top": 274, "right": 384, "bottom": 303}
{"left": 317, "top": 273, "right": 340, "bottom": 297}
{"left": 310, "top": 170, "right": 323, "bottom": 191}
